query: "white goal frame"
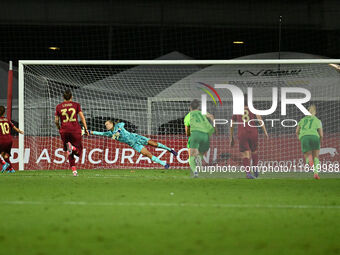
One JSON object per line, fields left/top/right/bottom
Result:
{"left": 18, "top": 59, "right": 340, "bottom": 170}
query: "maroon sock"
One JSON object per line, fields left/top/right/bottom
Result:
{"left": 69, "top": 155, "right": 76, "bottom": 168}
{"left": 252, "top": 153, "right": 258, "bottom": 166}
{"left": 243, "top": 158, "right": 250, "bottom": 173}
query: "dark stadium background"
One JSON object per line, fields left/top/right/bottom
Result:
{"left": 1, "top": 0, "right": 340, "bottom": 133}
{"left": 0, "top": 0, "right": 339, "bottom": 62}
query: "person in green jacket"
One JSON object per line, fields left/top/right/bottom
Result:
{"left": 296, "top": 104, "right": 323, "bottom": 179}
{"left": 184, "top": 99, "right": 215, "bottom": 177}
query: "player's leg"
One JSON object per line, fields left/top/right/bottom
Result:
{"left": 251, "top": 150, "right": 259, "bottom": 177}
{"left": 1, "top": 140, "right": 14, "bottom": 173}
{"left": 249, "top": 135, "right": 259, "bottom": 177}
{"left": 301, "top": 136, "right": 312, "bottom": 167}
{"left": 68, "top": 132, "right": 83, "bottom": 176}
{"left": 239, "top": 136, "right": 254, "bottom": 179}
{"left": 139, "top": 146, "right": 169, "bottom": 168}
{"left": 1, "top": 153, "right": 10, "bottom": 172}
{"left": 304, "top": 153, "right": 313, "bottom": 167}
{"left": 196, "top": 133, "right": 211, "bottom": 174}
{"left": 67, "top": 132, "right": 82, "bottom": 157}
{"left": 61, "top": 132, "right": 69, "bottom": 154}
{"left": 69, "top": 133, "right": 83, "bottom": 157}
{"left": 301, "top": 135, "right": 320, "bottom": 179}
{"left": 303, "top": 151, "right": 312, "bottom": 168}
{"left": 241, "top": 150, "right": 254, "bottom": 179}
{"left": 188, "top": 132, "right": 204, "bottom": 176}
{"left": 189, "top": 148, "right": 200, "bottom": 177}
{"left": 0, "top": 143, "right": 8, "bottom": 171}
{"left": 2, "top": 153, "right": 14, "bottom": 173}
{"left": 1, "top": 152, "right": 8, "bottom": 172}
{"left": 309, "top": 135, "right": 321, "bottom": 179}
{"left": 312, "top": 149, "right": 320, "bottom": 179}
{"left": 0, "top": 153, "right": 6, "bottom": 166}
{"left": 61, "top": 132, "right": 77, "bottom": 176}
{"left": 145, "top": 137, "right": 177, "bottom": 156}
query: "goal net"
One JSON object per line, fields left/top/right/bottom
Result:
{"left": 19, "top": 60, "right": 340, "bottom": 176}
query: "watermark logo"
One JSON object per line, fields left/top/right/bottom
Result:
{"left": 201, "top": 84, "right": 311, "bottom": 116}
{"left": 238, "top": 69, "right": 301, "bottom": 77}
{"left": 197, "top": 82, "right": 222, "bottom": 106}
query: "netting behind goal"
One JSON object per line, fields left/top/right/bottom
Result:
{"left": 19, "top": 61, "right": 340, "bottom": 173}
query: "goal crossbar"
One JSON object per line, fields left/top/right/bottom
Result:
{"left": 19, "top": 59, "right": 340, "bottom": 66}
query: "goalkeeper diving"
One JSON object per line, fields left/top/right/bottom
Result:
{"left": 85, "top": 120, "right": 177, "bottom": 168}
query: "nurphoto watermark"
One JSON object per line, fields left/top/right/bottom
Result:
{"left": 196, "top": 163, "right": 340, "bottom": 174}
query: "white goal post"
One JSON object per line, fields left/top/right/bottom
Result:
{"left": 18, "top": 59, "right": 340, "bottom": 171}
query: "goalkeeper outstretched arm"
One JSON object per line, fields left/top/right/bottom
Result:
{"left": 84, "top": 129, "right": 121, "bottom": 139}
{"left": 90, "top": 130, "right": 113, "bottom": 137}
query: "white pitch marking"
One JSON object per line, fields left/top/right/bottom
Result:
{"left": 2, "top": 200, "right": 340, "bottom": 209}
{"left": 0, "top": 174, "right": 188, "bottom": 179}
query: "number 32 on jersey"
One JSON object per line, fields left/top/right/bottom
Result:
{"left": 61, "top": 108, "right": 76, "bottom": 123}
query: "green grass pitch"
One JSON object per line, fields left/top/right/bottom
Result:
{"left": 1, "top": 169, "right": 340, "bottom": 255}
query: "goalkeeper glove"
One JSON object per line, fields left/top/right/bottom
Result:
{"left": 82, "top": 128, "right": 90, "bottom": 136}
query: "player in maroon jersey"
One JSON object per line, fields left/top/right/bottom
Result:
{"left": 230, "top": 94, "right": 268, "bottom": 179}
{"left": 55, "top": 90, "right": 89, "bottom": 176}
{"left": 0, "top": 105, "right": 24, "bottom": 173}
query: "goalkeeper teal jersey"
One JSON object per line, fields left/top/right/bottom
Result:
{"left": 93, "top": 122, "right": 138, "bottom": 147}
{"left": 298, "top": 115, "right": 322, "bottom": 140}
{"left": 184, "top": 110, "right": 214, "bottom": 136}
